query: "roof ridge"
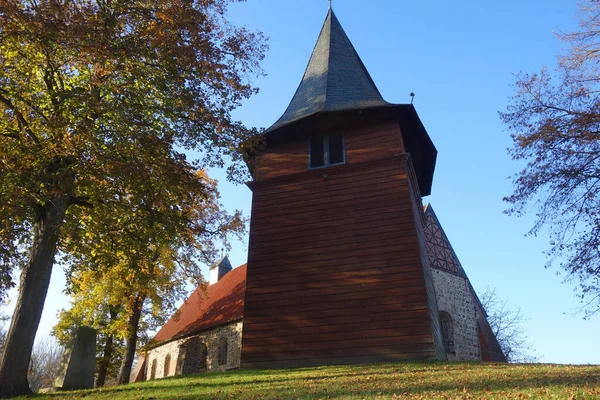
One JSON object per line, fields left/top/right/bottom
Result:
{"left": 329, "top": 10, "right": 384, "bottom": 103}
{"left": 323, "top": 9, "right": 333, "bottom": 111}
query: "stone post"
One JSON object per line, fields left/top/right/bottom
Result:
{"left": 54, "top": 326, "right": 96, "bottom": 390}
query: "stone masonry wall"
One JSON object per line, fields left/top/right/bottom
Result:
{"left": 431, "top": 269, "right": 481, "bottom": 361}
{"left": 145, "top": 320, "right": 243, "bottom": 380}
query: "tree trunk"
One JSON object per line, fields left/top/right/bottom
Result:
{"left": 96, "top": 306, "right": 119, "bottom": 388}
{"left": 96, "top": 334, "right": 114, "bottom": 388}
{"left": 117, "top": 294, "right": 144, "bottom": 385}
{"left": 0, "top": 194, "right": 71, "bottom": 398}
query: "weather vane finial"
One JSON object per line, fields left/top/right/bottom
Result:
{"left": 329, "top": 0, "right": 332, "bottom": 10}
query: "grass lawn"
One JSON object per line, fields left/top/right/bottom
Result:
{"left": 25, "top": 362, "right": 600, "bottom": 399}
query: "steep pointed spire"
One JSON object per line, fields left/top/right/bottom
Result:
{"left": 209, "top": 255, "right": 232, "bottom": 285}
{"left": 265, "top": 9, "right": 437, "bottom": 198}
{"left": 269, "top": 10, "right": 389, "bottom": 131}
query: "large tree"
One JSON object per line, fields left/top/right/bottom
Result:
{"left": 501, "top": 0, "right": 600, "bottom": 318}
{"left": 0, "top": 0, "right": 265, "bottom": 397}
{"left": 55, "top": 170, "right": 244, "bottom": 385}
{"left": 0, "top": 306, "right": 8, "bottom": 358}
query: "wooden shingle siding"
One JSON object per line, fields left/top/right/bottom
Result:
{"left": 244, "top": 295, "right": 428, "bottom": 321}
{"left": 246, "top": 306, "right": 430, "bottom": 326}
{"left": 244, "top": 292, "right": 428, "bottom": 315}
{"left": 244, "top": 281, "right": 426, "bottom": 305}
{"left": 404, "top": 159, "right": 447, "bottom": 360}
{"left": 243, "top": 324, "right": 433, "bottom": 344}
{"left": 241, "top": 120, "right": 438, "bottom": 367}
{"left": 254, "top": 121, "right": 402, "bottom": 181}
{"left": 243, "top": 309, "right": 429, "bottom": 331}
{"left": 248, "top": 259, "right": 425, "bottom": 286}
{"left": 246, "top": 269, "right": 425, "bottom": 293}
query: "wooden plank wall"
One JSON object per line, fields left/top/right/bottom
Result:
{"left": 404, "top": 157, "right": 447, "bottom": 360}
{"left": 241, "top": 121, "right": 438, "bottom": 368}
{"left": 254, "top": 121, "right": 406, "bottom": 181}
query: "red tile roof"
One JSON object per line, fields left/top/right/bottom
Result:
{"left": 151, "top": 264, "right": 247, "bottom": 345}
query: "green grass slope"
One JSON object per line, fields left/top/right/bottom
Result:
{"left": 29, "top": 362, "right": 600, "bottom": 399}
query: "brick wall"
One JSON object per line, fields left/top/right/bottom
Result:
{"left": 431, "top": 269, "right": 481, "bottom": 361}
{"left": 145, "top": 320, "right": 243, "bottom": 380}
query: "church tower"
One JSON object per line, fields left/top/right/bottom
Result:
{"left": 241, "top": 9, "right": 444, "bottom": 368}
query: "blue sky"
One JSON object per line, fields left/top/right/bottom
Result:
{"left": 10, "top": 0, "right": 599, "bottom": 364}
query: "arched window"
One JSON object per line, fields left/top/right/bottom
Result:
{"left": 440, "top": 311, "right": 455, "bottom": 354}
{"left": 150, "top": 359, "right": 157, "bottom": 380}
{"left": 164, "top": 354, "right": 171, "bottom": 377}
{"left": 199, "top": 342, "right": 208, "bottom": 369}
{"left": 218, "top": 337, "right": 228, "bottom": 365}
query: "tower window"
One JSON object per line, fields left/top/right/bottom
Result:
{"left": 199, "top": 342, "right": 208, "bottom": 369}
{"left": 309, "top": 134, "right": 345, "bottom": 169}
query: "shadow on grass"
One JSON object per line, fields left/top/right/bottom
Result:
{"left": 40, "top": 362, "right": 600, "bottom": 400}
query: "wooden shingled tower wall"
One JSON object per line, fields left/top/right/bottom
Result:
{"left": 241, "top": 9, "right": 445, "bottom": 368}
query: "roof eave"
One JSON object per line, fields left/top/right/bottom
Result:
{"left": 265, "top": 104, "right": 436, "bottom": 197}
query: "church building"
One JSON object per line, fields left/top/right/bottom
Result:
{"left": 131, "top": 8, "right": 505, "bottom": 382}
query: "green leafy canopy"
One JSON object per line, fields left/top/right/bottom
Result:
{"left": 0, "top": 0, "right": 267, "bottom": 298}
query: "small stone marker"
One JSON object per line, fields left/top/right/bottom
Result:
{"left": 54, "top": 326, "right": 96, "bottom": 390}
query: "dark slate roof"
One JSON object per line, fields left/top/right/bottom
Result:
{"left": 210, "top": 255, "right": 232, "bottom": 273}
{"left": 268, "top": 9, "right": 390, "bottom": 132}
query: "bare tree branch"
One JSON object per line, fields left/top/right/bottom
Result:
{"left": 480, "top": 287, "right": 538, "bottom": 363}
